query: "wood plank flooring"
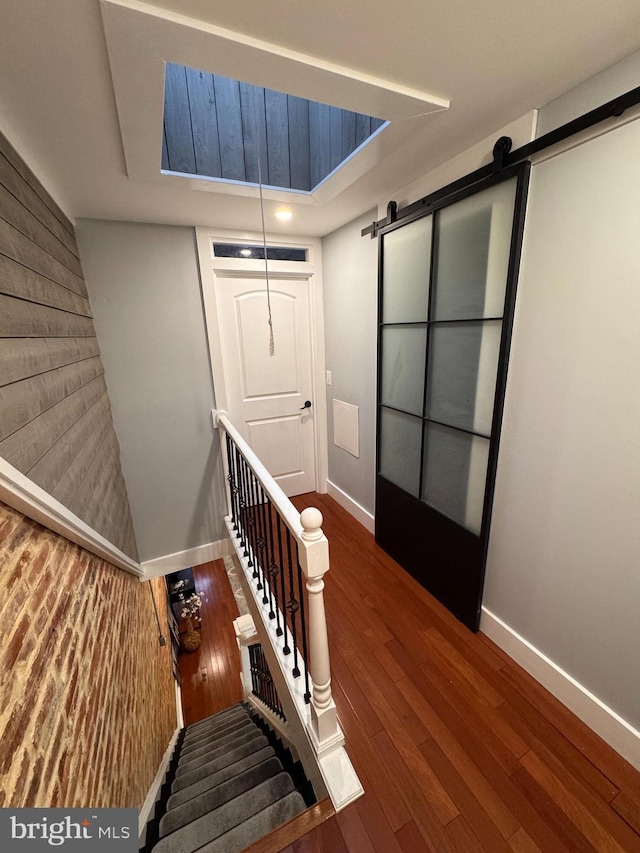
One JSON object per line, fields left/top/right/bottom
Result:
{"left": 179, "top": 557, "right": 243, "bottom": 725}
{"left": 180, "top": 493, "right": 640, "bottom": 852}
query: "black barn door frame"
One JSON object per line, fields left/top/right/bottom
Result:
{"left": 375, "top": 161, "right": 530, "bottom": 631}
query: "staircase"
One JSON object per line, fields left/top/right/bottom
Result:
{"left": 142, "top": 703, "right": 315, "bottom": 853}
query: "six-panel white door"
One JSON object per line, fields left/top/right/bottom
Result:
{"left": 215, "top": 274, "right": 316, "bottom": 496}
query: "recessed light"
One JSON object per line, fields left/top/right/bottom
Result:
{"left": 274, "top": 209, "right": 293, "bottom": 222}
{"left": 240, "top": 248, "right": 252, "bottom": 256}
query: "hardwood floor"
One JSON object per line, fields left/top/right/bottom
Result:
{"left": 180, "top": 493, "right": 640, "bottom": 852}
{"left": 179, "top": 557, "right": 243, "bottom": 726}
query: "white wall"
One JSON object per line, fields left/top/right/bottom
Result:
{"left": 536, "top": 49, "right": 640, "bottom": 136}
{"left": 76, "top": 220, "right": 227, "bottom": 563}
{"left": 484, "top": 111, "right": 640, "bottom": 737}
{"left": 482, "top": 55, "right": 640, "bottom": 751}
{"left": 321, "top": 211, "right": 378, "bottom": 523}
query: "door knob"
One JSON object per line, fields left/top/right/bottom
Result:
{"left": 300, "top": 400, "right": 312, "bottom": 410}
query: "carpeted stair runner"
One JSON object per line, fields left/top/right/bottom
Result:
{"left": 143, "top": 703, "right": 313, "bottom": 853}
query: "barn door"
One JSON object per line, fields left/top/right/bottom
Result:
{"left": 375, "top": 165, "right": 529, "bottom": 630}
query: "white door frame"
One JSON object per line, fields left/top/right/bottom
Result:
{"left": 195, "top": 226, "right": 328, "bottom": 494}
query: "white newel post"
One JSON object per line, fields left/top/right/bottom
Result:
{"left": 299, "top": 507, "right": 341, "bottom": 753}
{"left": 233, "top": 614, "right": 258, "bottom": 701}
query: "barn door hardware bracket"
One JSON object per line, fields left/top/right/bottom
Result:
{"left": 492, "top": 136, "right": 513, "bottom": 172}
{"left": 386, "top": 200, "right": 398, "bottom": 224}
{"left": 368, "top": 200, "right": 398, "bottom": 238}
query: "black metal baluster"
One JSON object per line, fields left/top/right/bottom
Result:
{"left": 248, "top": 643, "right": 286, "bottom": 720}
{"left": 237, "top": 450, "right": 249, "bottom": 559}
{"left": 265, "top": 498, "right": 282, "bottom": 632}
{"left": 264, "top": 646, "right": 280, "bottom": 717}
{"left": 247, "top": 468, "right": 259, "bottom": 578}
{"left": 294, "top": 540, "right": 312, "bottom": 703}
{"left": 258, "top": 484, "right": 275, "bottom": 611}
{"left": 249, "top": 643, "right": 258, "bottom": 695}
{"left": 225, "top": 433, "right": 238, "bottom": 534}
{"left": 263, "top": 650, "right": 271, "bottom": 711}
{"left": 267, "top": 653, "right": 274, "bottom": 710}
{"left": 285, "top": 527, "right": 301, "bottom": 678}
{"left": 260, "top": 646, "right": 269, "bottom": 708}
{"left": 231, "top": 440, "right": 242, "bottom": 541}
{"left": 276, "top": 517, "right": 290, "bottom": 653}
{"left": 246, "top": 459, "right": 257, "bottom": 570}
{"left": 255, "top": 645, "right": 262, "bottom": 700}
{"left": 255, "top": 483, "right": 269, "bottom": 604}
{"left": 228, "top": 435, "right": 238, "bottom": 534}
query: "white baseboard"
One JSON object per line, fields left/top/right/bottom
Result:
{"left": 480, "top": 607, "right": 640, "bottom": 772}
{"left": 141, "top": 537, "right": 233, "bottom": 578}
{"left": 138, "top": 726, "right": 180, "bottom": 842}
{"left": 174, "top": 680, "right": 184, "bottom": 732}
{"left": 326, "top": 480, "right": 374, "bottom": 534}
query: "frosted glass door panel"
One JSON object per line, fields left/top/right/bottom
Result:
{"left": 381, "top": 325, "right": 427, "bottom": 416}
{"left": 379, "top": 407, "right": 422, "bottom": 497}
{"left": 421, "top": 423, "right": 490, "bottom": 534}
{"left": 382, "top": 215, "right": 432, "bottom": 323}
{"left": 426, "top": 320, "right": 502, "bottom": 435}
{"left": 432, "top": 178, "right": 517, "bottom": 320}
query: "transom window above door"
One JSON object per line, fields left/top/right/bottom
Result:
{"left": 213, "top": 244, "right": 308, "bottom": 262}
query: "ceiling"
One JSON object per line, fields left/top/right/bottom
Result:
{"left": 1, "top": 0, "right": 639, "bottom": 237}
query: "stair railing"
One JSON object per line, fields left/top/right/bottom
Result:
{"left": 216, "top": 411, "right": 345, "bottom": 764}
{"left": 248, "top": 642, "right": 286, "bottom": 721}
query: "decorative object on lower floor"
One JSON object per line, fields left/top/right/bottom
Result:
{"left": 181, "top": 615, "right": 201, "bottom": 652}
{"left": 179, "top": 590, "right": 206, "bottom": 653}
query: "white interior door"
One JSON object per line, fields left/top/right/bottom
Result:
{"left": 215, "top": 274, "right": 316, "bottom": 496}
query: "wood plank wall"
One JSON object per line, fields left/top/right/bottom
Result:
{"left": 0, "top": 131, "right": 138, "bottom": 560}
{"left": 162, "top": 63, "right": 386, "bottom": 191}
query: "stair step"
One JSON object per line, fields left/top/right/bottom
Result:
{"left": 196, "top": 791, "right": 307, "bottom": 853}
{"left": 181, "top": 719, "right": 256, "bottom": 757}
{"left": 186, "top": 704, "right": 245, "bottom": 731}
{"left": 176, "top": 728, "right": 263, "bottom": 777}
{"left": 168, "top": 746, "right": 276, "bottom": 810}
{"left": 171, "top": 736, "right": 270, "bottom": 793}
{"left": 183, "top": 708, "right": 249, "bottom": 744}
{"left": 153, "top": 773, "right": 296, "bottom": 853}
{"left": 159, "top": 757, "right": 284, "bottom": 837}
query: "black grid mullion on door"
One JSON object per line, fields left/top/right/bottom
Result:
{"left": 423, "top": 417, "right": 491, "bottom": 441}
{"left": 418, "top": 209, "right": 439, "bottom": 502}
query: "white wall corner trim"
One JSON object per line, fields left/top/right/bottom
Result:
{"left": 326, "top": 479, "right": 374, "bottom": 534}
{"left": 141, "top": 536, "right": 233, "bottom": 579}
{"left": 0, "top": 458, "right": 143, "bottom": 576}
{"left": 480, "top": 607, "right": 640, "bottom": 772}
{"left": 138, "top": 725, "right": 181, "bottom": 842}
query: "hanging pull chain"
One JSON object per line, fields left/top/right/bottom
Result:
{"left": 254, "top": 101, "right": 275, "bottom": 357}
{"left": 257, "top": 168, "right": 275, "bottom": 356}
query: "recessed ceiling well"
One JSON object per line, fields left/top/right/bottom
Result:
{"left": 162, "top": 62, "right": 388, "bottom": 194}
{"left": 100, "top": 0, "right": 449, "bottom": 203}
